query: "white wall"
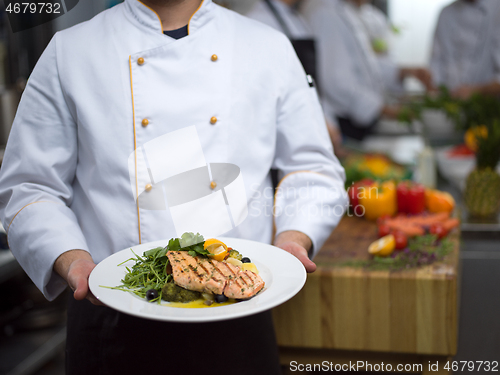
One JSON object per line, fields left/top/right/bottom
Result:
{"left": 388, "top": 0, "right": 455, "bottom": 66}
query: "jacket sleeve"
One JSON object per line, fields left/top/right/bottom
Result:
{"left": 429, "top": 9, "right": 449, "bottom": 88}
{"left": 0, "top": 35, "right": 89, "bottom": 301}
{"left": 272, "top": 37, "right": 348, "bottom": 257}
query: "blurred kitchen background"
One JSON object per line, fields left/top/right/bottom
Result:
{"left": 0, "top": 0, "right": 499, "bottom": 374}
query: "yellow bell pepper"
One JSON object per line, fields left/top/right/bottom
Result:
{"left": 359, "top": 181, "right": 397, "bottom": 221}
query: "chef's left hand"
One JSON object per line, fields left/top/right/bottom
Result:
{"left": 274, "top": 230, "right": 316, "bottom": 273}
{"left": 452, "top": 85, "right": 476, "bottom": 100}
{"left": 400, "top": 68, "right": 434, "bottom": 91}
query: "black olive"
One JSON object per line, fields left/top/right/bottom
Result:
{"left": 146, "top": 289, "right": 159, "bottom": 301}
{"left": 214, "top": 294, "right": 228, "bottom": 303}
{"left": 241, "top": 257, "right": 251, "bottom": 263}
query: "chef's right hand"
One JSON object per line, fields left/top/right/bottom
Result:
{"left": 381, "top": 105, "right": 401, "bottom": 120}
{"left": 54, "top": 249, "right": 103, "bottom": 305}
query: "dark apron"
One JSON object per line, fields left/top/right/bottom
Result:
{"left": 66, "top": 297, "right": 281, "bottom": 375}
{"left": 264, "top": 0, "right": 318, "bottom": 84}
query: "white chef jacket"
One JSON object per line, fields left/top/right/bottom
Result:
{"left": 246, "top": 0, "right": 338, "bottom": 128}
{"left": 430, "top": 0, "right": 500, "bottom": 90}
{"left": 301, "top": 0, "right": 401, "bottom": 126}
{"left": 0, "top": 0, "right": 347, "bottom": 300}
{"left": 357, "top": 3, "right": 392, "bottom": 53}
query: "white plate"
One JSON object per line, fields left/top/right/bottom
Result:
{"left": 89, "top": 237, "right": 306, "bottom": 323}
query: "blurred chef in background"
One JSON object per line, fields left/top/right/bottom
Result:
{"left": 430, "top": 0, "right": 500, "bottom": 99}
{"left": 246, "top": 0, "right": 344, "bottom": 155}
{"left": 355, "top": 0, "right": 394, "bottom": 55}
{"left": 300, "top": 0, "right": 433, "bottom": 141}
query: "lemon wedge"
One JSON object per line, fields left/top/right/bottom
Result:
{"left": 368, "top": 234, "right": 396, "bottom": 257}
{"left": 204, "top": 238, "right": 228, "bottom": 261}
{"left": 226, "top": 257, "right": 243, "bottom": 268}
{"left": 242, "top": 263, "right": 259, "bottom": 274}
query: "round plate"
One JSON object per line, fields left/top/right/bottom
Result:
{"left": 88, "top": 237, "right": 306, "bottom": 322}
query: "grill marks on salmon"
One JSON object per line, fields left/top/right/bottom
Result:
{"left": 166, "top": 251, "right": 264, "bottom": 300}
{"left": 224, "top": 269, "right": 265, "bottom": 299}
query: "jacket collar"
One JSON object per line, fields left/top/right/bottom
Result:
{"left": 124, "top": 0, "right": 214, "bottom": 35}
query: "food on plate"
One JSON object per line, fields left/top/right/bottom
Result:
{"left": 203, "top": 238, "right": 228, "bottom": 261}
{"left": 425, "top": 189, "right": 455, "bottom": 213}
{"left": 108, "top": 233, "right": 264, "bottom": 306}
{"left": 368, "top": 234, "right": 396, "bottom": 257}
{"left": 162, "top": 282, "right": 201, "bottom": 303}
{"left": 396, "top": 181, "right": 426, "bottom": 215}
{"left": 166, "top": 251, "right": 264, "bottom": 300}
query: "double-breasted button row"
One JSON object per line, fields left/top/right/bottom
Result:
{"left": 139, "top": 54, "right": 217, "bottom": 65}
{"left": 138, "top": 55, "right": 219, "bottom": 133}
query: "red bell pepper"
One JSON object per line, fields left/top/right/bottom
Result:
{"left": 348, "top": 179, "right": 374, "bottom": 215}
{"left": 396, "top": 181, "right": 426, "bottom": 215}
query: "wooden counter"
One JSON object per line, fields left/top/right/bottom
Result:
{"left": 273, "top": 215, "right": 460, "bottom": 373}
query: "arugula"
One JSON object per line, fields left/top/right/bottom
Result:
{"left": 102, "top": 232, "right": 212, "bottom": 302}
{"left": 168, "top": 232, "right": 209, "bottom": 257}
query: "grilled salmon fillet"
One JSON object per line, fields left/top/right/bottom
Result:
{"left": 166, "top": 251, "right": 264, "bottom": 300}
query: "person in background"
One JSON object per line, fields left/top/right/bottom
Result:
{"left": 246, "top": 0, "right": 344, "bottom": 155}
{"left": 430, "top": 0, "right": 500, "bottom": 99}
{"left": 300, "top": 0, "right": 433, "bottom": 141}
{"left": 0, "top": 0, "right": 347, "bottom": 373}
{"left": 355, "top": 0, "right": 394, "bottom": 55}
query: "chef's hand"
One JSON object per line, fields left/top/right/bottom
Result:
{"left": 381, "top": 105, "right": 401, "bottom": 120}
{"left": 452, "top": 85, "right": 477, "bottom": 100}
{"left": 326, "top": 121, "right": 347, "bottom": 159}
{"left": 400, "top": 68, "right": 434, "bottom": 91}
{"left": 274, "top": 230, "right": 316, "bottom": 273}
{"left": 54, "top": 249, "right": 103, "bottom": 305}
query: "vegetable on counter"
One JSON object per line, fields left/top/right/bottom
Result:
{"left": 368, "top": 234, "right": 396, "bottom": 257}
{"left": 343, "top": 153, "right": 410, "bottom": 188}
{"left": 359, "top": 181, "right": 397, "bottom": 221}
{"left": 396, "top": 181, "right": 426, "bottom": 215}
{"left": 378, "top": 211, "right": 459, "bottom": 239}
{"left": 425, "top": 189, "right": 456, "bottom": 214}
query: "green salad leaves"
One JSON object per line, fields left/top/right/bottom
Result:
{"left": 102, "top": 232, "right": 208, "bottom": 303}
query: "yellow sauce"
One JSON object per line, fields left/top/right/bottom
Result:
{"left": 165, "top": 299, "right": 237, "bottom": 309}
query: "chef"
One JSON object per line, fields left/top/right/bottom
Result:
{"left": 246, "top": 0, "right": 344, "bottom": 156}
{"left": 355, "top": 0, "right": 393, "bottom": 55}
{"left": 0, "top": 0, "right": 347, "bottom": 373}
{"left": 430, "top": 0, "right": 500, "bottom": 99}
{"left": 300, "top": 0, "right": 433, "bottom": 140}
